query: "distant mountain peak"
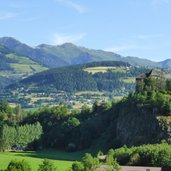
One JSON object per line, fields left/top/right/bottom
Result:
{"left": 0, "top": 36, "right": 19, "bottom": 43}
{"left": 59, "top": 42, "right": 77, "bottom": 48}
{"left": 0, "top": 36, "right": 18, "bottom": 41}
{"left": 36, "top": 42, "right": 77, "bottom": 49}
{"left": 0, "top": 36, "right": 29, "bottom": 49}
{"left": 36, "top": 44, "right": 54, "bottom": 49}
{"left": 0, "top": 36, "right": 171, "bottom": 68}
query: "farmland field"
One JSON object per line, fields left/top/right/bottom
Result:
{"left": 0, "top": 150, "right": 85, "bottom": 171}
{"left": 83, "top": 66, "right": 129, "bottom": 74}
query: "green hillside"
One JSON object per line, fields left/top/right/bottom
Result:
{"left": 6, "top": 61, "right": 148, "bottom": 93}
{"left": 1, "top": 61, "right": 151, "bottom": 109}
{"left": 37, "top": 43, "right": 124, "bottom": 65}
{"left": 3, "top": 61, "right": 171, "bottom": 109}
{"left": 0, "top": 37, "right": 171, "bottom": 68}
{"left": 0, "top": 37, "right": 68, "bottom": 68}
{"left": 0, "top": 45, "right": 47, "bottom": 89}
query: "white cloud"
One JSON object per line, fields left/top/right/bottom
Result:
{"left": 55, "top": 0, "right": 86, "bottom": 13}
{"left": 52, "top": 33, "right": 86, "bottom": 45}
{"left": 0, "top": 12, "right": 17, "bottom": 20}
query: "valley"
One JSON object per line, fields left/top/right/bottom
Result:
{"left": 0, "top": 37, "right": 171, "bottom": 171}
{"left": 1, "top": 0, "right": 171, "bottom": 170}
{"left": 0, "top": 44, "right": 47, "bottom": 89}
{"left": 1, "top": 61, "right": 148, "bottom": 110}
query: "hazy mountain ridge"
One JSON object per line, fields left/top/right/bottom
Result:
{"left": 0, "top": 37, "right": 170, "bottom": 68}
{"left": 0, "top": 37, "right": 68, "bottom": 68}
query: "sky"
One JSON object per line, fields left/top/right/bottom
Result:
{"left": 0, "top": 0, "right": 171, "bottom": 61}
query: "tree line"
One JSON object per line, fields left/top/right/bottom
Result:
{"left": 1, "top": 82, "right": 171, "bottom": 152}
{"left": 0, "top": 122, "right": 42, "bottom": 151}
{"left": 7, "top": 61, "right": 149, "bottom": 93}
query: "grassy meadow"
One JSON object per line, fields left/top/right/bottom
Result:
{"left": 0, "top": 150, "right": 86, "bottom": 171}
{"left": 83, "top": 66, "right": 129, "bottom": 74}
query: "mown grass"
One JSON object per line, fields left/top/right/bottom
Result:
{"left": 0, "top": 53, "right": 47, "bottom": 79}
{"left": 84, "top": 67, "right": 116, "bottom": 74}
{"left": 84, "top": 66, "right": 129, "bottom": 74}
{"left": 0, "top": 150, "right": 86, "bottom": 171}
{"left": 10, "top": 64, "right": 46, "bottom": 73}
{"left": 75, "top": 91, "right": 104, "bottom": 95}
{"left": 165, "top": 74, "right": 171, "bottom": 79}
{"left": 121, "top": 77, "right": 135, "bottom": 83}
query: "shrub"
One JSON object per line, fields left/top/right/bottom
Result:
{"left": 71, "top": 162, "right": 84, "bottom": 171}
{"left": 6, "top": 160, "right": 31, "bottom": 171}
{"left": 38, "top": 159, "right": 57, "bottom": 171}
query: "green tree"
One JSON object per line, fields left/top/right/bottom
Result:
{"left": 82, "top": 153, "right": 99, "bottom": 171}
{"left": 0, "top": 122, "right": 42, "bottom": 151}
{"left": 6, "top": 160, "right": 31, "bottom": 171}
{"left": 14, "top": 104, "right": 23, "bottom": 122}
{"left": 38, "top": 159, "right": 57, "bottom": 171}
{"left": 64, "top": 117, "right": 80, "bottom": 129}
{"left": 71, "top": 161, "right": 84, "bottom": 171}
{"left": 0, "top": 101, "right": 12, "bottom": 114}
{"left": 0, "top": 125, "right": 16, "bottom": 151}
{"left": 166, "top": 80, "right": 171, "bottom": 92}
{"left": 92, "top": 100, "right": 99, "bottom": 112}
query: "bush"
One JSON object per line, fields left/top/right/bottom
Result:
{"left": 38, "top": 159, "right": 57, "bottom": 171}
{"left": 82, "top": 153, "right": 99, "bottom": 171}
{"left": 71, "top": 153, "right": 100, "bottom": 171}
{"left": 71, "top": 162, "right": 84, "bottom": 171}
{"left": 6, "top": 160, "right": 31, "bottom": 171}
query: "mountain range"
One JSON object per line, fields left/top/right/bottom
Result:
{"left": 0, "top": 37, "right": 171, "bottom": 68}
{"left": 0, "top": 36, "right": 171, "bottom": 89}
{"left": 0, "top": 44, "right": 47, "bottom": 89}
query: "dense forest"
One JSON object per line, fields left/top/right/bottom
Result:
{"left": 6, "top": 61, "right": 149, "bottom": 93}
{"left": 1, "top": 80, "right": 171, "bottom": 151}
{"left": 0, "top": 75, "right": 171, "bottom": 170}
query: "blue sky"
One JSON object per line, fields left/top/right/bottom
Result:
{"left": 0, "top": 0, "right": 171, "bottom": 61}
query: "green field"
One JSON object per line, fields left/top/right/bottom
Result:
{"left": 121, "top": 77, "right": 135, "bottom": 83}
{"left": 84, "top": 66, "right": 129, "bottom": 74}
{"left": 0, "top": 150, "right": 86, "bottom": 171}
{"left": 0, "top": 53, "right": 47, "bottom": 79}
{"left": 84, "top": 66, "right": 116, "bottom": 74}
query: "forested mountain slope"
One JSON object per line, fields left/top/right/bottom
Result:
{"left": 0, "top": 45, "right": 47, "bottom": 89}
{"left": 0, "top": 37, "right": 171, "bottom": 68}
{"left": 1, "top": 77, "right": 171, "bottom": 154}
{"left": 6, "top": 61, "right": 149, "bottom": 93}
{"left": 0, "top": 37, "right": 67, "bottom": 68}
